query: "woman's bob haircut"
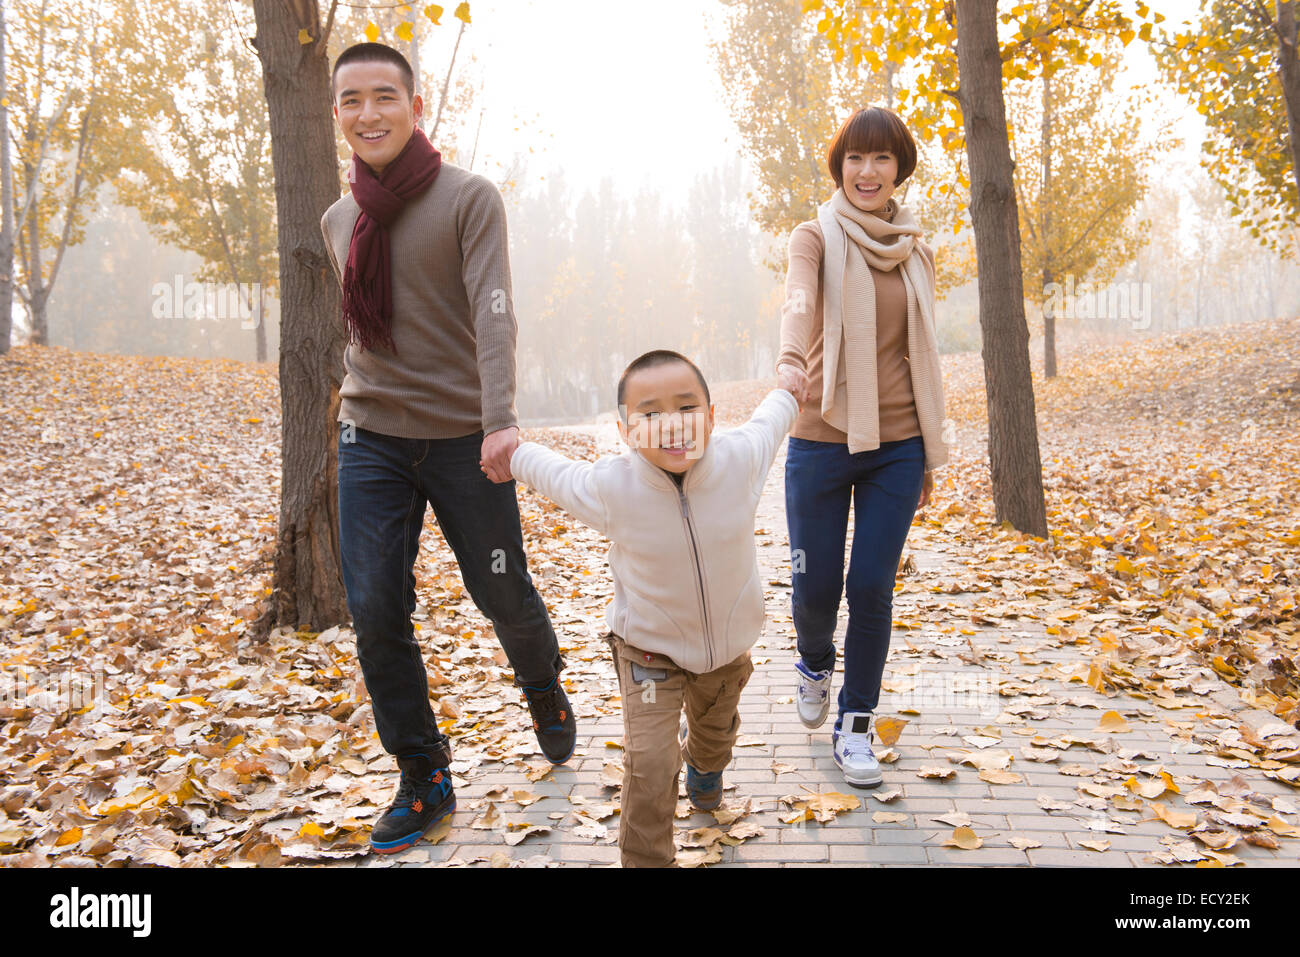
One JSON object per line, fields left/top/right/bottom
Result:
{"left": 827, "top": 107, "right": 918, "bottom": 189}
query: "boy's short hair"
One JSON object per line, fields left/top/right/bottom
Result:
{"left": 827, "top": 107, "right": 918, "bottom": 188}
{"left": 617, "top": 350, "right": 711, "bottom": 416}
{"left": 331, "top": 42, "right": 415, "bottom": 101}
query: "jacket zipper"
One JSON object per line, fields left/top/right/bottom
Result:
{"left": 676, "top": 483, "right": 714, "bottom": 672}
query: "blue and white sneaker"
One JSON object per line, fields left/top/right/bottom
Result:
{"left": 832, "top": 712, "right": 882, "bottom": 788}
{"left": 795, "top": 660, "right": 832, "bottom": 729}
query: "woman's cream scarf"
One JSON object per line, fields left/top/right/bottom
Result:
{"left": 817, "top": 187, "right": 946, "bottom": 464}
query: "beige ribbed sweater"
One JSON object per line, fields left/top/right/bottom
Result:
{"left": 321, "top": 162, "right": 518, "bottom": 439}
{"left": 777, "top": 217, "right": 949, "bottom": 471}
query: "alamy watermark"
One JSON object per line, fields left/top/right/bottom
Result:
{"left": 1, "top": 667, "right": 107, "bottom": 714}
{"left": 151, "top": 274, "right": 267, "bottom": 329}
{"left": 888, "top": 665, "right": 1001, "bottom": 719}
{"left": 1042, "top": 275, "right": 1152, "bottom": 330}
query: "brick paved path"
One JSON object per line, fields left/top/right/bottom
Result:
{"left": 328, "top": 426, "right": 1298, "bottom": 869}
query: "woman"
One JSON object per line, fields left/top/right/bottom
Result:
{"left": 776, "top": 106, "right": 947, "bottom": 788}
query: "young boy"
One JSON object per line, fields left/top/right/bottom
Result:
{"left": 510, "top": 350, "right": 799, "bottom": 867}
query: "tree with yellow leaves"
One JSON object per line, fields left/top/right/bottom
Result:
{"left": 0, "top": 0, "right": 138, "bottom": 350}
{"left": 114, "top": 0, "right": 277, "bottom": 363}
{"left": 1154, "top": 1, "right": 1300, "bottom": 254}
{"left": 1007, "top": 39, "right": 1174, "bottom": 377}
{"left": 711, "top": 0, "right": 882, "bottom": 246}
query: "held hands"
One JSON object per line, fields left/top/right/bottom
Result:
{"left": 917, "top": 470, "right": 933, "bottom": 512}
{"left": 480, "top": 426, "right": 520, "bottom": 484}
{"left": 777, "top": 363, "right": 811, "bottom": 407}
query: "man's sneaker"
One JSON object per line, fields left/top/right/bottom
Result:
{"left": 832, "top": 712, "right": 882, "bottom": 788}
{"left": 519, "top": 675, "right": 577, "bottom": 765}
{"left": 795, "top": 660, "right": 833, "bottom": 728}
{"left": 679, "top": 721, "right": 723, "bottom": 810}
{"left": 370, "top": 744, "right": 456, "bottom": 854}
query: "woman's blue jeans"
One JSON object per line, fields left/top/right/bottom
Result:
{"left": 337, "top": 425, "right": 562, "bottom": 762}
{"left": 783, "top": 435, "right": 925, "bottom": 730}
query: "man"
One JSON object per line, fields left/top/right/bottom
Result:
{"left": 321, "top": 42, "right": 575, "bottom": 854}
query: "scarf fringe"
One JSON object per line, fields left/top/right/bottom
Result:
{"left": 342, "top": 272, "right": 396, "bottom": 353}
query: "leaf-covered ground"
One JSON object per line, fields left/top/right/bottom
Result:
{"left": 0, "top": 317, "right": 1296, "bottom": 866}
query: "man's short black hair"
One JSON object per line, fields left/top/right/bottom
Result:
{"left": 617, "top": 349, "right": 711, "bottom": 415}
{"left": 331, "top": 42, "right": 415, "bottom": 101}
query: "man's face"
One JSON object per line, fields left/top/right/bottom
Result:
{"left": 332, "top": 60, "right": 423, "bottom": 177}
{"left": 617, "top": 361, "right": 714, "bottom": 476}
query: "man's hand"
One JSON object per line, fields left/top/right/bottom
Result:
{"left": 777, "top": 363, "right": 811, "bottom": 407}
{"left": 480, "top": 426, "right": 520, "bottom": 484}
{"left": 917, "top": 470, "right": 934, "bottom": 512}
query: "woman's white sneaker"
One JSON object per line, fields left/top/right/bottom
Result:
{"left": 833, "top": 712, "right": 882, "bottom": 788}
{"left": 795, "top": 661, "right": 833, "bottom": 728}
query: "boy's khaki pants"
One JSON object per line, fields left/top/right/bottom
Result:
{"left": 606, "top": 633, "right": 754, "bottom": 868}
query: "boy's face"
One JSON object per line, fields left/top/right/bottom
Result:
{"left": 617, "top": 361, "right": 715, "bottom": 475}
{"left": 332, "top": 60, "right": 423, "bottom": 178}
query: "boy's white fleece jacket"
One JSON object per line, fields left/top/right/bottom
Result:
{"left": 511, "top": 389, "right": 799, "bottom": 675}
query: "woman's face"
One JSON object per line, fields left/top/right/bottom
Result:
{"left": 841, "top": 149, "right": 899, "bottom": 215}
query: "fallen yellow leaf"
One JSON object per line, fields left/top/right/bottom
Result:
{"left": 942, "top": 826, "right": 983, "bottom": 849}
{"left": 1097, "top": 710, "right": 1131, "bottom": 733}
{"left": 873, "top": 717, "right": 907, "bottom": 747}
{"left": 1147, "top": 801, "right": 1197, "bottom": 829}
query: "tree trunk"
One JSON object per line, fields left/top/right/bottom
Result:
{"left": 408, "top": 16, "right": 421, "bottom": 117}
{"left": 1277, "top": 2, "right": 1300, "bottom": 211}
{"left": 24, "top": 156, "right": 47, "bottom": 345}
{"left": 954, "top": 0, "right": 1048, "bottom": 537}
{"left": 1263, "top": 251, "right": 1277, "bottom": 318}
{"left": 0, "top": 2, "right": 14, "bottom": 355}
{"left": 1042, "top": 70, "right": 1057, "bottom": 379}
{"left": 429, "top": 20, "right": 465, "bottom": 142}
{"left": 1043, "top": 278, "right": 1056, "bottom": 378}
{"left": 255, "top": 279, "right": 268, "bottom": 362}
{"left": 250, "top": 0, "right": 349, "bottom": 637}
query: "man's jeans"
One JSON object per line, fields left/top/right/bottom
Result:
{"left": 338, "top": 424, "right": 562, "bottom": 761}
{"left": 783, "top": 435, "right": 925, "bottom": 729}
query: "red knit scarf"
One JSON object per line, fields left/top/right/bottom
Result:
{"left": 342, "top": 127, "right": 442, "bottom": 353}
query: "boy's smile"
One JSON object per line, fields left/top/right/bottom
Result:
{"left": 618, "top": 361, "right": 715, "bottom": 476}
{"left": 332, "top": 60, "right": 423, "bottom": 178}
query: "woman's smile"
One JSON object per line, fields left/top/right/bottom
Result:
{"left": 843, "top": 150, "right": 898, "bottom": 213}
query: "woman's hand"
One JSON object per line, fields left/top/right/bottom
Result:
{"left": 777, "top": 363, "right": 811, "bottom": 407}
{"left": 917, "top": 470, "right": 933, "bottom": 512}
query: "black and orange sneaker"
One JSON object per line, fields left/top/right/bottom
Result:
{"left": 370, "top": 743, "right": 456, "bottom": 854}
{"left": 518, "top": 676, "right": 576, "bottom": 765}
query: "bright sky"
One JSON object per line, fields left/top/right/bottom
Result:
{"left": 414, "top": 0, "right": 1211, "bottom": 212}
{"left": 446, "top": 0, "right": 738, "bottom": 205}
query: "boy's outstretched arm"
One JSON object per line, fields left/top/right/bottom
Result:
{"left": 729, "top": 389, "right": 800, "bottom": 493}
{"left": 510, "top": 441, "right": 611, "bottom": 537}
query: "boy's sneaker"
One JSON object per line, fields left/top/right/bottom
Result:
{"left": 795, "top": 660, "right": 833, "bottom": 728}
{"left": 832, "top": 712, "right": 882, "bottom": 788}
{"left": 519, "top": 675, "right": 577, "bottom": 765}
{"left": 370, "top": 743, "right": 456, "bottom": 854}
{"left": 679, "top": 721, "right": 723, "bottom": 810}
